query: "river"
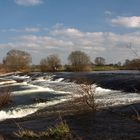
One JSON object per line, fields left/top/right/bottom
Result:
{"left": 0, "top": 70, "right": 140, "bottom": 121}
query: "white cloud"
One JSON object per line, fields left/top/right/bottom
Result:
{"left": 1, "top": 26, "right": 140, "bottom": 64}
{"left": 111, "top": 16, "right": 140, "bottom": 28}
{"left": 14, "top": 0, "right": 43, "bottom": 6}
{"left": 25, "top": 27, "right": 40, "bottom": 32}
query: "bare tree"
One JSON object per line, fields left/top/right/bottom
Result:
{"left": 68, "top": 51, "right": 92, "bottom": 71}
{"left": 123, "top": 59, "right": 140, "bottom": 70}
{"left": 77, "top": 82, "right": 97, "bottom": 112}
{"left": 3, "top": 49, "right": 32, "bottom": 72}
{"left": 117, "top": 61, "right": 121, "bottom": 67}
{"left": 125, "top": 43, "right": 140, "bottom": 70}
{"left": 124, "top": 59, "right": 130, "bottom": 66}
{"left": 69, "top": 78, "right": 97, "bottom": 122}
{"left": 126, "top": 42, "right": 139, "bottom": 58}
{"left": 94, "top": 57, "right": 105, "bottom": 66}
{"left": 40, "top": 54, "right": 61, "bottom": 72}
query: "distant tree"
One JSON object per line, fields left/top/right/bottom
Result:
{"left": 124, "top": 59, "right": 131, "bottom": 66}
{"left": 3, "top": 49, "right": 32, "bottom": 72}
{"left": 68, "top": 51, "right": 92, "bottom": 71}
{"left": 123, "top": 58, "right": 140, "bottom": 70}
{"left": 40, "top": 54, "right": 61, "bottom": 72}
{"left": 117, "top": 61, "right": 121, "bottom": 66}
{"left": 94, "top": 57, "right": 105, "bottom": 66}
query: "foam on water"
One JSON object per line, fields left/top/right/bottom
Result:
{"left": 54, "top": 78, "right": 64, "bottom": 82}
{"left": 12, "top": 82, "right": 70, "bottom": 96}
{"left": 96, "top": 93, "right": 140, "bottom": 107}
{"left": 72, "top": 83, "right": 140, "bottom": 107}
{"left": 0, "top": 98, "right": 68, "bottom": 121}
{"left": 95, "top": 87, "right": 112, "bottom": 94}
{"left": 31, "top": 76, "right": 140, "bottom": 107}
{"left": 95, "top": 88, "right": 140, "bottom": 107}
{"left": 0, "top": 73, "right": 140, "bottom": 121}
{"left": 10, "top": 75, "right": 30, "bottom": 80}
{"left": 0, "top": 80, "right": 16, "bottom": 85}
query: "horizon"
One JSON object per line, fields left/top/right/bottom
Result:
{"left": 0, "top": 0, "right": 140, "bottom": 64}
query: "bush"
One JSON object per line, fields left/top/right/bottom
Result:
{"left": 47, "top": 121, "right": 70, "bottom": 139}
{"left": 14, "top": 120, "right": 71, "bottom": 140}
{"left": 0, "top": 92, "right": 11, "bottom": 109}
{"left": 74, "top": 79, "right": 97, "bottom": 113}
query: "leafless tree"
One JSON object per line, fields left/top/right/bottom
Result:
{"left": 77, "top": 82, "right": 97, "bottom": 112}
{"left": 124, "top": 59, "right": 140, "bottom": 70}
{"left": 40, "top": 54, "right": 61, "bottom": 72}
{"left": 94, "top": 57, "right": 105, "bottom": 66}
{"left": 68, "top": 51, "right": 92, "bottom": 71}
{"left": 124, "top": 43, "right": 140, "bottom": 70}
{"left": 3, "top": 49, "right": 32, "bottom": 72}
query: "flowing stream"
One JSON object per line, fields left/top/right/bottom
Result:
{"left": 0, "top": 71, "right": 140, "bottom": 121}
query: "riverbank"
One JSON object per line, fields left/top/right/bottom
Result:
{"left": 0, "top": 99, "right": 140, "bottom": 140}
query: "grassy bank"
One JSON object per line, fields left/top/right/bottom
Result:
{"left": 92, "top": 65, "right": 122, "bottom": 71}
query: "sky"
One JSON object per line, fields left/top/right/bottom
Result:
{"left": 0, "top": 0, "right": 140, "bottom": 64}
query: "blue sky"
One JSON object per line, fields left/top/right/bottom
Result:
{"left": 0, "top": 0, "right": 140, "bottom": 64}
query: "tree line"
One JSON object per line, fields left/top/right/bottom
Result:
{"left": 0, "top": 49, "right": 140, "bottom": 72}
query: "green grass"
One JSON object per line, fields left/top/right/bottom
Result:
{"left": 93, "top": 65, "right": 121, "bottom": 71}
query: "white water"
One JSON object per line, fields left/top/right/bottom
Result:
{"left": 10, "top": 75, "right": 30, "bottom": 79}
{"left": 0, "top": 73, "right": 140, "bottom": 121}
{"left": 0, "top": 79, "right": 16, "bottom": 85}
{"left": 95, "top": 88, "right": 140, "bottom": 107}
{"left": 0, "top": 75, "right": 71, "bottom": 121}
{"left": 0, "top": 98, "right": 68, "bottom": 121}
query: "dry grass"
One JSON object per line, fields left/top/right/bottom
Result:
{"left": 0, "top": 92, "right": 11, "bottom": 109}
{"left": 14, "top": 120, "right": 71, "bottom": 140}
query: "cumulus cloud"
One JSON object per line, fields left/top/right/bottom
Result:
{"left": 1, "top": 26, "right": 140, "bottom": 64}
{"left": 14, "top": 0, "right": 43, "bottom": 6}
{"left": 111, "top": 16, "right": 140, "bottom": 28}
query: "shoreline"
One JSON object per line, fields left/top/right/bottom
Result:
{"left": 0, "top": 100, "right": 140, "bottom": 140}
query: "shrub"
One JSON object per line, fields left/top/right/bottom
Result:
{"left": 74, "top": 79, "right": 97, "bottom": 113}
{"left": 14, "top": 120, "right": 71, "bottom": 140}
{"left": 47, "top": 121, "right": 70, "bottom": 139}
{"left": 0, "top": 92, "right": 11, "bottom": 109}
